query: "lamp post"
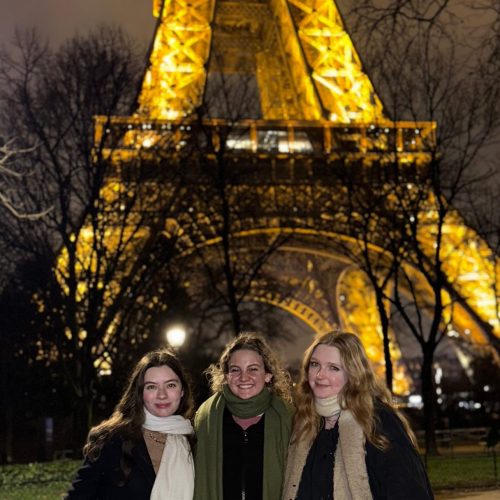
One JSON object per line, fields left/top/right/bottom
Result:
{"left": 165, "top": 325, "right": 186, "bottom": 349}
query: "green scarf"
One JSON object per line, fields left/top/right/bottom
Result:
{"left": 194, "top": 388, "right": 293, "bottom": 500}
{"left": 223, "top": 384, "right": 271, "bottom": 417}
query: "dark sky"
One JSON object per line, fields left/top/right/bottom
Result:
{"left": 0, "top": 0, "right": 155, "bottom": 47}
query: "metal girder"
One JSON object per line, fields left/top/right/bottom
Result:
{"left": 252, "top": 292, "right": 333, "bottom": 334}
{"left": 139, "top": 0, "right": 215, "bottom": 118}
{"left": 139, "top": 0, "right": 385, "bottom": 121}
{"left": 417, "top": 206, "right": 499, "bottom": 341}
{"left": 286, "top": 0, "right": 385, "bottom": 122}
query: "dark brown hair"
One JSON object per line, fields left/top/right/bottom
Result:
{"left": 84, "top": 348, "right": 194, "bottom": 467}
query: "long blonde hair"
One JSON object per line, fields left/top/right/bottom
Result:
{"left": 205, "top": 332, "right": 292, "bottom": 403}
{"left": 293, "top": 331, "right": 416, "bottom": 450}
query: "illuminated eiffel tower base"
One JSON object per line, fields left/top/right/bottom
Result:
{"left": 86, "top": 0, "right": 499, "bottom": 393}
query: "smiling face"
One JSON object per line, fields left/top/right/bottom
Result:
{"left": 307, "top": 344, "right": 348, "bottom": 399}
{"left": 225, "top": 348, "right": 273, "bottom": 400}
{"left": 142, "top": 365, "right": 184, "bottom": 417}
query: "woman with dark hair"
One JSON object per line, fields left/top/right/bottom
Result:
{"left": 283, "top": 331, "right": 433, "bottom": 500}
{"left": 194, "top": 332, "right": 294, "bottom": 500}
{"left": 66, "top": 349, "right": 194, "bottom": 500}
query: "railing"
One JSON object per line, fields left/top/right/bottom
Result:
{"left": 94, "top": 116, "right": 436, "bottom": 160}
{"left": 414, "top": 427, "right": 499, "bottom": 488}
{"left": 415, "top": 427, "right": 494, "bottom": 456}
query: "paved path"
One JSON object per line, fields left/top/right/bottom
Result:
{"left": 436, "top": 489, "right": 500, "bottom": 499}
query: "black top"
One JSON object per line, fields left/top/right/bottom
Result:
{"left": 65, "top": 435, "right": 156, "bottom": 500}
{"left": 222, "top": 407, "right": 265, "bottom": 500}
{"left": 297, "top": 423, "right": 339, "bottom": 500}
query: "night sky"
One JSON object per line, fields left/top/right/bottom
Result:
{"left": 0, "top": 0, "right": 155, "bottom": 48}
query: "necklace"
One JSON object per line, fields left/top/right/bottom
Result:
{"left": 146, "top": 430, "right": 167, "bottom": 445}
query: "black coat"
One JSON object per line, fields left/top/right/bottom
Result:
{"left": 365, "top": 406, "right": 434, "bottom": 500}
{"left": 66, "top": 435, "right": 156, "bottom": 500}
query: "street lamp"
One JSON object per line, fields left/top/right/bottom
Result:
{"left": 165, "top": 325, "right": 186, "bottom": 349}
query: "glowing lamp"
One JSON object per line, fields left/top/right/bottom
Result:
{"left": 166, "top": 325, "right": 186, "bottom": 348}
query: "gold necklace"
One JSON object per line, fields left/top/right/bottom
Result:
{"left": 146, "top": 430, "right": 167, "bottom": 445}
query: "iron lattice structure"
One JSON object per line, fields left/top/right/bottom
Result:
{"left": 140, "top": 0, "right": 385, "bottom": 121}
{"left": 86, "top": 0, "right": 499, "bottom": 392}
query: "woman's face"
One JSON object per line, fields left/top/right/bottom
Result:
{"left": 143, "top": 365, "right": 184, "bottom": 417}
{"left": 225, "top": 348, "right": 272, "bottom": 400}
{"left": 307, "top": 344, "right": 348, "bottom": 399}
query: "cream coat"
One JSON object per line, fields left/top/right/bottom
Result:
{"left": 282, "top": 409, "right": 373, "bottom": 500}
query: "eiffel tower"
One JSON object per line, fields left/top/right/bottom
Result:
{"left": 93, "top": 0, "right": 499, "bottom": 392}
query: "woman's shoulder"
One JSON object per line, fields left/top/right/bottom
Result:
{"left": 105, "top": 432, "right": 126, "bottom": 448}
{"left": 373, "top": 401, "right": 414, "bottom": 445}
{"left": 374, "top": 401, "right": 401, "bottom": 424}
{"left": 270, "top": 393, "right": 294, "bottom": 413}
{"left": 91, "top": 425, "right": 145, "bottom": 456}
{"left": 194, "top": 392, "right": 224, "bottom": 423}
{"left": 197, "top": 392, "right": 223, "bottom": 411}
{"left": 87, "top": 431, "right": 125, "bottom": 462}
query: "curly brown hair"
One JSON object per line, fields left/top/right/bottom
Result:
{"left": 293, "top": 331, "right": 416, "bottom": 450}
{"left": 205, "top": 332, "right": 292, "bottom": 403}
{"left": 83, "top": 348, "right": 194, "bottom": 469}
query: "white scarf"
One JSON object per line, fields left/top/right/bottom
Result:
{"left": 143, "top": 408, "right": 195, "bottom": 500}
{"left": 315, "top": 394, "right": 341, "bottom": 418}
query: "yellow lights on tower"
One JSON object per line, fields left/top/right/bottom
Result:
{"left": 139, "top": 0, "right": 384, "bottom": 122}
{"left": 337, "top": 266, "right": 410, "bottom": 395}
{"left": 417, "top": 207, "right": 500, "bottom": 340}
{"left": 138, "top": 0, "right": 215, "bottom": 118}
{"left": 287, "top": 0, "right": 384, "bottom": 122}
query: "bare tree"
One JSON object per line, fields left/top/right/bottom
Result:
{"left": 326, "top": 162, "right": 404, "bottom": 393}
{"left": 163, "top": 66, "right": 293, "bottom": 344}
{"left": 337, "top": 0, "right": 500, "bottom": 454}
{"left": 0, "top": 139, "right": 51, "bottom": 219}
{"left": 0, "top": 27, "right": 186, "bottom": 443}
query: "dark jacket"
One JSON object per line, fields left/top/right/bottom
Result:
{"left": 283, "top": 403, "right": 433, "bottom": 500}
{"left": 66, "top": 435, "right": 155, "bottom": 500}
{"left": 365, "top": 405, "right": 434, "bottom": 499}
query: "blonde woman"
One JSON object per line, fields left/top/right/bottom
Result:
{"left": 283, "top": 331, "right": 433, "bottom": 500}
{"left": 194, "top": 332, "right": 294, "bottom": 500}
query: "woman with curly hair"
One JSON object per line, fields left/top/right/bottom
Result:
{"left": 66, "top": 349, "right": 195, "bottom": 500}
{"left": 194, "top": 332, "right": 294, "bottom": 500}
{"left": 283, "top": 331, "right": 433, "bottom": 500}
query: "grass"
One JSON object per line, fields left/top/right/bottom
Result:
{"left": 0, "top": 455, "right": 497, "bottom": 498}
{"left": 426, "top": 454, "right": 498, "bottom": 491}
{"left": 0, "top": 483, "right": 70, "bottom": 500}
{"left": 0, "top": 460, "right": 80, "bottom": 499}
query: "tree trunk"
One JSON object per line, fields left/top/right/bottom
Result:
{"left": 0, "top": 347, "right": 13, "bottom": 463}
{"left": 374, "top": 290, "right": 393, "bottom": 392}
{"left": 72, "top": 393, "right": 94, "bottom": 450}
{"left": 217, "top": 154, "right": 242, "bottom": 336}
{"left": 5, "top": 403, "right": 13, "bottom": 463}
{"left": 421, "top": 346, "right": 439, "bottom": 455}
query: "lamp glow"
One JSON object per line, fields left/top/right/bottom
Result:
{"left": 166, "top": 326, "right": 186, "bottom": 348}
